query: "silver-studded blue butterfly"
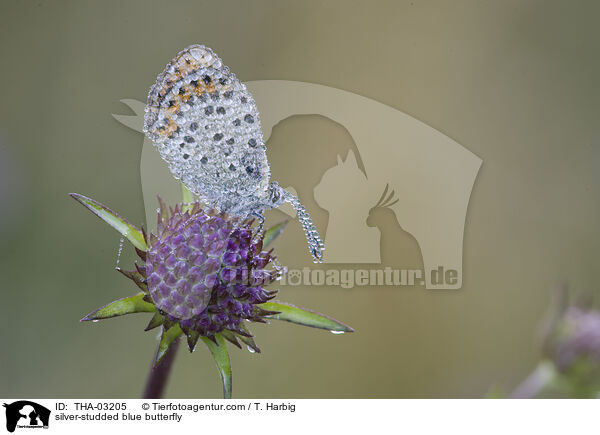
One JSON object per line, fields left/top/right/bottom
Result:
{"left": 143, "top": 45, "right": 324, "bottom": 262}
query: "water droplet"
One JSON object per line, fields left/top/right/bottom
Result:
{"left": 115, "top": 236, "right": 125, "bottom": 267}
{"left": 246, "top": 345, "right": 256, "bottom": 353}
{"left": 92, "top": 320, "right": 99, "bottom": 323}
{"left": 330, "top": 330, "right": 345, "bottom": 335}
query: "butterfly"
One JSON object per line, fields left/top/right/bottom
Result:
{"left": 143, "top": 45, "right": 324, "bottom": 262}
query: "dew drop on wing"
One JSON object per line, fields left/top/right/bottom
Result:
{"left": 330, "top": 330, "right": 345, "bottom": 335}
{"left": 246, "top": 345, "right": 256, "bottom": 354}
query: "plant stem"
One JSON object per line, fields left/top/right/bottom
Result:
{"left": 509, "top": 360, "right": 556, "bottom": 398}
{"left": 142, "top": 338, "right": 181, "bottom": 399}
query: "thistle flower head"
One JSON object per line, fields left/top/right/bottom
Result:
{"left": 71, "top": 192, "right": 352, "bottom": 399}
{"left": 536, "top": 300, "right": 600, "bottom": 397}
{"left": 548, "top": 306, "right": 600, "bottom": 374}
{"left": 139, "top": 199, "right": 279, "bottom": 346}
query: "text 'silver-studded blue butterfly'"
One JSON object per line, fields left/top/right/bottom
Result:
{"left": 143, "top": 45, "right": 324, "bottom": 262}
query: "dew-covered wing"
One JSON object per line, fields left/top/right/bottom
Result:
{"left": 143, "top": 45, "right": 270, "bottom": 213}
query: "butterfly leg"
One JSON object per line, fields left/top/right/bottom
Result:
{"left": 252, "top": 212, "right": 265, "bottom": 237}
{"left": 280, "top": 189, "right": 325, "bottom": 263}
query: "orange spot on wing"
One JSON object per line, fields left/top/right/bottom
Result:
{"left": 158, "top": 118, "right": 178, "bottom": 138}
{"left": 167, "top": 100, "right": 180, "bottom": 114}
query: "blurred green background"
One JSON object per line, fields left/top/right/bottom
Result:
{"left": 1, "top": 0, "right": 599, "bottom": 398}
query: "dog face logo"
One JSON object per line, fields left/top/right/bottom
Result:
{"left": 3, "top": 401, "right": 50, "bottom": 432}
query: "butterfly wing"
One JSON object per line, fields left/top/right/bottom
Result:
{"left": 143, "top": 45, "right": 271, "bottom": 215}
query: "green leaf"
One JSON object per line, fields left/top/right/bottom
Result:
{"left": 201, "top": 334, "right": 232, "bottom": 399}
{"left": 263, "top": 219, "right": 289, "bottom": 247}
{"left": 186, "top": 330, "right": 200, "bottom": 352}
{"left": 258, "top": 301, "right": 354, "bottom": 333}
{"left": 70, "top": 193, "right": 147, "bottom": 251}
{"left": 81, "top": 292, "right": 155, "bottom": 321}
{"left": 155, "top": 324, "right": 183, "bottom": 367}
{"left": 116, "top": 267, "right": 148, "bottom": 293}
{"left": 144, "top": 312, "right": 164, "bottom": 331}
